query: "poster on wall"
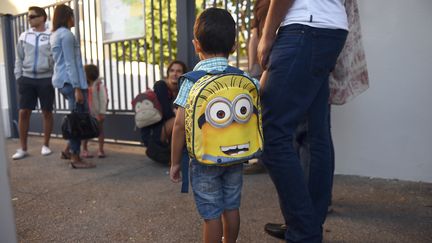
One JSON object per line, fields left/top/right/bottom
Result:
{"left": 101, "top": 0, "right": 144, "bottom": 42}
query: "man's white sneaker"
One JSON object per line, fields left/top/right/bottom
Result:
{"left": 12, "top": 149, "right": 28, "bottom": 160}
{"left": 41, "top": 145, "right": 52, "bottom": 156}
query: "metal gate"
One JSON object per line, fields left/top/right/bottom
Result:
{"left": 1, "top": 0, "right": 255, "bottom": 143}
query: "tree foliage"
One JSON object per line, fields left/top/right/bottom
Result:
{"left": 112, "top": 0, "right": 177, "bottom": 66}
{"left": 112, "top": 0, "right": 255, "bottom": 67}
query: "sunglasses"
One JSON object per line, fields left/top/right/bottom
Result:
{"left": 28, "top": 15, "right": 41, "bottom": 20}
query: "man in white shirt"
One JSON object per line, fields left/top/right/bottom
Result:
{"left": 258, "top": 0, "right": 348, "bottom": 242}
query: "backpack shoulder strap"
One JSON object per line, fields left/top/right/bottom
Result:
{"left": 181, "top": 70, "right": 208, "bottom": 83}
{"left": 179, "top": 66, "right": 244, "bottom": 88}
{"left": 223, "top": 65, "right": 244, "bottom": 75}
{"left": 179, "top": 70, "right": 208, "bottom": 88}
{"left": 207, "top": 65, "right": 244, "bottom": 75}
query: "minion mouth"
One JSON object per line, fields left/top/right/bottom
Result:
{"left": 220, "top": 143, "right": 249, "bottom": 156}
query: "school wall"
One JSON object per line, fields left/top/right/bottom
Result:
{"left": 332, "top": 0, "right": 432, "bottom": 182}
{"left": 0, "top": 99, "right": 17, "bottom": 243}
{"left": 0, "top": 0, "right": 18, "bottom": 137}
{"left": 0, "top": 0, "right": 19, "bottom": 229}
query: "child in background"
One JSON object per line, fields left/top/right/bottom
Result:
{"left": 82, "top": 64, "right": 108, "bottom": 158}
{"left": 170, "top": 8, "right": 259, "bottom": 243}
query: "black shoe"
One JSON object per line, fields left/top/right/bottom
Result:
{"left": 264, "top": 223, "right": 286, "bottom": 240}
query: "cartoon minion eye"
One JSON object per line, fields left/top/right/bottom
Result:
{"left": 233, "top": 94, "right": 253, "bottom": 123}
{"left": 206, "top": 98, "right": 233, "bottom": 128}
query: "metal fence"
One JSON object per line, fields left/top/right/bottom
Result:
{"left": 2, "top": 0, "right": 256, "bottom": 143}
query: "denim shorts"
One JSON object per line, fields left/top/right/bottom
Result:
{"left": 190, "top": 160, "right": 243, "bottom": 220}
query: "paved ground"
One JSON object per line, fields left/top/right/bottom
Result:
{"left": 5, "top": 136, "right": 432, "bottom": 243}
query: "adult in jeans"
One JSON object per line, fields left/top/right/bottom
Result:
{"left": 12, "top": 6, "right": 54, "bottom": 160}
{"left": 258, "top": 0, "right": 348, "bottom": 242}
{"left": 246, "top": 0, "right": 315, "bottom": 177}
{"left": 50, "top": 4, "right": 94, "bottom": 169}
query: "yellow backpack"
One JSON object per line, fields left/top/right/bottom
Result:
{"left": 181, "top": 66, "right": 263, "bottom": 166}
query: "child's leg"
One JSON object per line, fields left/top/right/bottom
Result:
{"left": 190, "top": 160, "right": 225, "bottom": 243}
{"left": 81, "top": 140, "right": 93, "bottom": 158}
{"left": 221, "top": 164, "right": 243, "bottom": 243}
{"left": 204, "top": 218, "right": 223, "bottom": 243}
{"left": 222, "top": 209, "right": 240, "bottom": 243}
{"left": 97, "top": 118, "right": 105, "bottom": 154}
{"left": 82, "top": 140, "right": 88, "bottom": 151}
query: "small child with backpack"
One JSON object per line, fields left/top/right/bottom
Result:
{"left": 170, "top": 8, "right": 262, "bottom": 243}
{"left": 82, "top": 64, "right": 108, "bottom": 158}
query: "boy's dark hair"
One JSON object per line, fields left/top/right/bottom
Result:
{"left": 194, "top": 8, "right": 236, "bottom": 56}
{"left": 166, "top": 60, "right": 188, "bottom": 77}
{"left": 84, "top": 64, "right": 99, "bottom": 84}
{"left": 28, "top": 6, "right": 47, "bottom": 22}
{"left": 52, "top": 4, "right": 74, "bottom": 31}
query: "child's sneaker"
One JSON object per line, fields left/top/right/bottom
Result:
{"left": 41, "top": 145, "right": 52, "bottom": 156}
{"left": 12, "top": 149, "right": 28, "bottom": 160}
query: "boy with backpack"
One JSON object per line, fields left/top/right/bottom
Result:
{"left": 170, "top": 8, "right": 261, "bottom": 243}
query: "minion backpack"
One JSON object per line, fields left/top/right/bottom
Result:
{"left": 180, "top": 66, "right": 263, "bottom": 166}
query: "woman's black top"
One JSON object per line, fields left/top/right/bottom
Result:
{"left": 153, "top": 80, "right": 175, "bottom": 122}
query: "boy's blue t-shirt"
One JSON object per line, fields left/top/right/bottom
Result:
{"left": 174, "top": 57, "right": 259, "bottom": 108}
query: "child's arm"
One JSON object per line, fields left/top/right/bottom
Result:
{"left": 248, "top": 27, "right": 259, "bottom": 73}
{"left": 259, "top": 70, "right": 268, "bottom": 95}
{"left": 170, "top": 107, "right": 186, "bottom": 183}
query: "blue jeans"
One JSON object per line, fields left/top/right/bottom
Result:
{"left": 295, "top": 107, "right": 334, "bottom": 197}
{"left": 261, "top": 24, "right": 347, "bottom": 243}
{"left": 59, "top": 83, "right": 88, "bottom": 155}
{"left": 190, "top": 160, "right": 243, "bottom": 220}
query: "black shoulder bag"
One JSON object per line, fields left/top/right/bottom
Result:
{"left": 62, "top": 105, "right": 99, "bottom": 140}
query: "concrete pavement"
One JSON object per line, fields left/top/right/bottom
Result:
{"left": 5, "top": 136, "right": 432, "bottom": 242}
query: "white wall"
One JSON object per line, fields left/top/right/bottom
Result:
{"left": 332, "top": 0, "right": 432, "bottom": 182}
{"left": 0, "top": 92, "right": 17, "bottom": 243}
{"left": 0, "top": 64, "right": 11, "bottom": 137}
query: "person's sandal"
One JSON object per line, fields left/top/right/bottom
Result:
{"left": 97, "top": 151, "right": 106, "bottom": 158}
{"left": 81, "top": 150, "right": 94, "bottom": 158}
{"left": 61, "top": 151, "right": 71, "bottom": 160}
{"left": 70, "top": 161, "right": 96, "bottom": 169}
